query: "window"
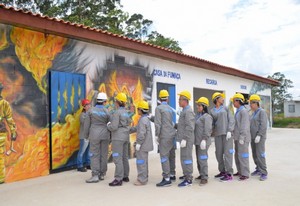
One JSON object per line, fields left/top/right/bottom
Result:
{"left": 288, "top": 105, "right": 295, "bottom": 113}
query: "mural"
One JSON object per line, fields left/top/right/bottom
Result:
{"left": 0, "top": 23, "right": 153, "bottom": 183}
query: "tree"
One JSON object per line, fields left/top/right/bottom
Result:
{"left": 268, "top": 72, "right": 293, "bottom": 114}
{"left": 0, "top": 0, "right": 182, "bottom": 52}
{"left": 145, "top": 31, "right": 183, "bottom": 53}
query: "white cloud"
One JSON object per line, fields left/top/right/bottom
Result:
{"left": 122, "top": 0, "right": 300, "bottom": 98}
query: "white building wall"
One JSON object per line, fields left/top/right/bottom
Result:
{"left": 284, "top": 101, "right": 300, "bottom": 117}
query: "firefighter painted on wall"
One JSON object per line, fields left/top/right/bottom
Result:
{"left": 0, "top": 82, "right": 17, "bottom": 183}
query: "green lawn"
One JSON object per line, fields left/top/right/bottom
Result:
{"left": 273, "top": 114, "right": 300, "bottom": 128}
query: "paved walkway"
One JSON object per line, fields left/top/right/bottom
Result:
{"left": 1, "top": 128, "right": 300, "bottom": 206}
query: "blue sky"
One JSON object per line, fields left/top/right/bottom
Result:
{"left": 122, "top": 0, "right": 300, "bottom": 99}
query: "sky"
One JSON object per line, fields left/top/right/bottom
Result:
{"left": 122, "top": 0, "right": 300, "bottom": 99}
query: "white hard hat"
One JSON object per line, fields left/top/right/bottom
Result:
{"left": 97, "top": 92, "right": 107, "bottom": 102}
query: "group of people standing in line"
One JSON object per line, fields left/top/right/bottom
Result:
{"left": 77, "top": 89, "right": 268, "bottom": 187}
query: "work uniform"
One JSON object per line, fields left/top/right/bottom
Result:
{"left": 0, "top": 98, "right": 16, "bottom": 183}
{"left": 194, "top": 113, "right": 213, "bottom": 180}
{"left": 108, "top": 107, "right": 132, "bottom": 181}
{"left": 154, "top": 102, "right": 177, "bottom": 179}
{"left": 177, "top": 105, "right": 195, "bottom": 181}
{"left": 210, "top": 106, "right": 235, "bottom": 175}
{"left": 250, "top": 108, "right": 268, "bottom": 175}
{"left": 233, "top": 106, "right": 251, "bottom": 177}
{"left": 83, "top": 105, "right": 110, "bottom": 177}
{"left": 77, "top": 110, "right": 90, "bottom": 169}
{"left": 131, "top": 114, "right": 153, "bottom": 183}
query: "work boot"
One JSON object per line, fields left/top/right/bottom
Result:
{"left": 214, "top": 172, "right": 226, "bottom": 178}
{"left": 122, "top": 177, "right": 130, "bottom": 182}
{"left": 156, "top": 178, "right": 172, "bottom": 187}
{"left": 86, "top": 176, "right": 99, "bottom": 183}
{"left": 170, "top": 175, "right": 176, "bottom": 181}
{"left": 109, "top": 179, "right": 122, "bottom": 186}
{"left": 99, "top": 174, "right": 104, "bottom": 181}
{"left": 260, "top": 174, "right": 268, "bottom": 181}
{"left": 238, "top": 175, "right": 249, "bottom": 181}
{"left": 199, "top": 179, "right": 208, "bottom": 186}
{"left": 178, "top": 179, "right": 192, "bottom": 187}
{"left": 233, "top": 172, "right": 241, "bottom": 177}
{"left": 251, "top": 170, "right": 262, "bottom": 176}
{"left": 195, "top": 175, "right": 201, "bottom": 180}
{"left": 220, "top": 174, "right": 233, "bottom": 182}
{"left": 77, "top": 167, "right": 87, "bottom": 172}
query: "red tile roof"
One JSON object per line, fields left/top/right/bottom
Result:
{"left": 0, "top": 4, "right": 279, "bottom": 86}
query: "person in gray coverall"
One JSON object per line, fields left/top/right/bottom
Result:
{"left": 108, "top": 92, "right": 132, "bottom": 186}
{"left": 177, "top": 90, "right": 195, "bottom": 187}
{"left": 249, "top": 94, "right": 268, "bottom": 181}
{"left": 232, "top": 93, "right": 251, "bottom": 181}
{"left": 155, "top": 90, "right": 177, "bottom": 187}
{"left": 130, "top": 100, "right": 153, "bottom": 186}
{"left": 194, "top": 97, "right": 213, "bottom": 186}
{"left": 210, "top": 92, "right": 235, "bottom": 182}
{"left": 85, "top": 93, "right": 110, "bottom": 183}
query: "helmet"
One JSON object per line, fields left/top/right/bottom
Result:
{"left": 97, "top": 92, "right": 107, "bottom": 101}
{"left": 232, "top": 93, "right": 245, "bottom": 102}
{"left": 178, "top": 90, "right": 191, "bottom": 100}
{"left": 137, "top": 100, "right": 149, "bottom": 110}
{"left": 249, "top": 94, "right": 261, "bottom": 102}
{"left": 212, "top": 92, "right": 225, "bottom": 101}
{"left": 159, "top": 90, "right": 169, "bottom": 98}
{"left": 115, "top": 92, "right": 127, "bottom": 103}
{"left": 195, "top": 97, "right": 209, "bottom": 107}
{"left": 81, "top": 99, "right": 90, "bottom": 106}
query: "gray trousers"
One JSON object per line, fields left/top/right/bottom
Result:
{"left": 195, "top": 145, "right": 210, "bottom": 180}
{"left": 159, "top": 138, "right": 176, "bottom": 178}
{"left": 251, "top": 138, "right": 268, "bottom": 175}
{"left": 111, "top": 140, "right": 130, "bottom": 181}
{"left": 180, "top": 141, "right": 193, "bottom": 181}
{"left": 234, "top": 140, "right": 250, "bottom": 177}
{"left": 136, "top": 150, "right": 149, "bottom": 183}
{"left": 214, "top": 135, "right": 234, "bottom": 174}
{"left": 90, "top": 138, "right": 109, "bottom": 176}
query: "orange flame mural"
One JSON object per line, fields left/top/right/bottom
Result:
{"left": 10, "top": 28, "right": 68, "bottom": 94}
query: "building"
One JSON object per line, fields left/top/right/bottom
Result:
{"left": 284, "top": 99, "right": 300, "bottom": 117}
{"left": 0, "top": 5, "right": 278, "bottom": 183}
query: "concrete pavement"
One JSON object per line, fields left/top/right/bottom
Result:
{"left": 1, "top": 128, "right": 300, "bottom": 206}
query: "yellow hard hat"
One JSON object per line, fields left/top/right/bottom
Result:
{"left": 159, "top": 90, "right": 169, "bottom": 98}
{"left": 178, "top": 90, "right": 191, "bottom": 100}
{"left": 195, "top": 97, "right": 209, "bottom": 107}
{"left": 115, "top": 92, "right": 127, "bottom": 103}
{"left": 249, "top": 94, "right": 261, "bottom": 102}
{"left": 232, "top": 93, "right": 245, "bottom": 102}
{"left": 138, "top": 100, "right": 149, "bottom": 110}
{"left": 212, "top": 92, "right": 225, "bottom": 101}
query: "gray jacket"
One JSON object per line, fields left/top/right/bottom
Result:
{"left": 194, "top": 113, "right": 213, "bottom": 145}
{"left": 107, "top": 107, "right": 132, "bottom": 141}
{"left": 83, "top": 105, "right": 110, "bottom": 140}
{"left": 79, "top": 111, "right": 88, "bottom": 139}
{"left": 233, "top": 106, "right": 251, "bottom": 142}
{"left": 131, "top": 115, "right": 154, "bottom": 152}
{"left": 210, "top": 106, "right": 235, "bottom": 137}
{"left": 250, "top": 108, "right": 268, "bottom": 139}
{"left": 177, "top": 105, "right": 195, "bottom": 142}
{"left": 154, "top": 102, "right": 176, "bottom": 139}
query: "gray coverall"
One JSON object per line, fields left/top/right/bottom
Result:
{"left": 210, "top": 106, "right": 235, "bottom": 174}
{"left": 83, "top": 105, "right": 110, "bottom": 177}
{"left": 233, "top": 106, "right": 251, "bottom": 177}
{"left": 107, "top": 107, "right": 132, "bottom": 181}
{"left": 250, "top": 108, "right": 268, "bottom": 175}
{"left": 177, "top": 105, "right": 195, "bottom": 181}
{"left": 131, "top": 115, "right": 154, "bottom": 183}
{"left": 194, "top": 113, "right": 213, "bottom": 180}
{"left": 154, "top": 102, "right": 177, "bottom": 179}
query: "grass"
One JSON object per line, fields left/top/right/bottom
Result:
{"left": 273, "top": 113, "right": 300, "bottom": 128}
